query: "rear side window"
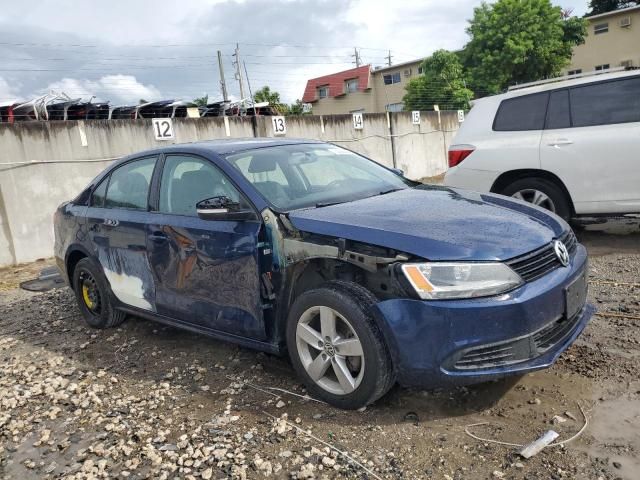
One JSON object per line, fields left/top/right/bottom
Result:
{"left": 570, "top": 77, "right": 640, "bottom": 128}
{"left": 493, "top": 92, "right": 549, "bottom": 131}
{"left": 545, "top": 90, "right": 571, "bottom": 129}
{"left": 104, "top": 156, "right": 156, "bottom": 210}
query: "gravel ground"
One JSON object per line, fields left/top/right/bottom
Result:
{"left": 0, "top": 231, "right": 639, "bottom": 480}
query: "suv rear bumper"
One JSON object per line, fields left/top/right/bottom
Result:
{"left": 373, "top": 244, "right": 593, "bottom": 388}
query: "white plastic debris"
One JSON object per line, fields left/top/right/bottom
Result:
{"left": 519, "top": 430, "right": 560, "bottom": 459}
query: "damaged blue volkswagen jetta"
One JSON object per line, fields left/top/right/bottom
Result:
{"left": 54, "top": 139, "right": 594, "bottom": 409}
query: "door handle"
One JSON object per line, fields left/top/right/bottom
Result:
{"left": 149, "top": 232, "right": 168, "bottom": 243}
{"left": 103, "top": 218, "right": 119, "bottom": 227}
{"left": 547, "top": 139, "right": 573, "bottom": 147}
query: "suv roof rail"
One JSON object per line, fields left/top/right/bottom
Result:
{"left": 507, "top": 66, "right": 633, "bottom": 91}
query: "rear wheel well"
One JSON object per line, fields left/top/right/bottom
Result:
{"left": 66, "top": 250, "right": 88, "bottom": 289}
{"left": 490, "top": 169, "right": 574, "bottom": 215}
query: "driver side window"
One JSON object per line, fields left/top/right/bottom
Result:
{"left": 159, "top": 155, "right": 241, "bottom": 216}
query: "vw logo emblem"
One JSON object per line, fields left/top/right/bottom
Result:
{"left": 553, "top": 240, "right": 570, "bottom": 267}
{"left": 323, "top": 341, "right": 336, "bottom": 357}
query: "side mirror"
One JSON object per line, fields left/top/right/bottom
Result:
{"left": 196, "top": 196, "right": 257, "bottom": 221}
{"left": 390, "top": 168, "right": 404, "bottom": 177}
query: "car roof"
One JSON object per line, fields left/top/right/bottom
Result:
{"left": 473, "top": 69, "right": 640, "bottom": 105}
{"left": 125, "top": 138, "right": 325, "bottom": 160}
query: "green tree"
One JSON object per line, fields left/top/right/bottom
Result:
{"left": 588, "top": 0, "right": 637, "bottom": 15}
{"left": 253, "top": 86, "right": 289, "bottom": 114}
{"left": 463, "top": 0, "right": 587, "bottom": 94}
{"left": 403, "top": 49, "right": 473, "bottom": 111}
{"left": 192, "top": 94, "right": 209, "bottom": 107}
{"left": 253, "top": 86, "right": 282, "bottom": 105}
{"left": 288, "top": 99, "right": 308, "bottom": 115}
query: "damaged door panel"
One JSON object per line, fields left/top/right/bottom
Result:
{"left": 147, "top": 153, "right": 265, "bottom": 339}
{"left": 86, "top": 155, "right": 158, "bottom": 311}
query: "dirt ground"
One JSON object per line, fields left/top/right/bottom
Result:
{"left": 1, "top": 231, "right": 639, "bottom": 480}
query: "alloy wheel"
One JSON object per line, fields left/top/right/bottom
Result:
{"left": 295, "top": 306, "right": 365, "bottom": 396}
{"left": 511, "top": 189, "right": 557, "bottom": 212}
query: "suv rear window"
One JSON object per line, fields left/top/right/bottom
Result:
{"left": 493, "top": 92, "right": 549, "bottom": 131}
{"left": 570, "top": 76, "right": 640, "bottom": 127}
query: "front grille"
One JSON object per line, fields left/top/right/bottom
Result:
{"left": 533, "top": 311, "right": 582, "bottom": 351}
{"left": 447, "top": 306, "right": 584, "bottom": 372}
{"left": 453, "top": 342, "right": 520, "bottom": 370}
{"left": 506, "top": 230, "right": 578, "bottom": 282}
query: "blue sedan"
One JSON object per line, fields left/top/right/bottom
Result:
{"left": 54, "top": 139, "right": 593, "bottom": 409}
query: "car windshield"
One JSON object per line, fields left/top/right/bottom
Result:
{"left": 226, "top": 143, "right": 412, "bottom": 210}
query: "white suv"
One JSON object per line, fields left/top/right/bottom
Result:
{"left": 444, "top": 69, "right": 640, "bottom": 221}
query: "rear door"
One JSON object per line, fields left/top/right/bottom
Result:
{"left": 485, "top": 92, "right": 548, "bottom": 172}
{"left": 540, "top": 76, "right": 640, "bottom": 214}
{"left": 146, "top": 154, "right": 265, "bottom": 339}
{"left": 86, "top": 156, "right": 158, "bottom": 311}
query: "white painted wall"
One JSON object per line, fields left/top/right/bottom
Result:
{"left": 0, "top": 113, "right": 459, "bottom": 266}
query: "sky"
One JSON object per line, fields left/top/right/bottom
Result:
{"left": 0, "top": 0, "right": 589, "bottom": 105}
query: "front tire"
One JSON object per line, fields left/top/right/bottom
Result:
{"left": 286, "top": 281, "right": 395, "bottom": 409}
{"left": 72, "top": 257, "right": 127, "bottom": 329}
{"left": 502, "top": 177, "right": 571, "bottom": 221}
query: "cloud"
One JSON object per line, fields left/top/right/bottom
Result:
{"left": 0, "top": 76, "right": 22, "bottom": 103}
{"left": 0, "top": 0, "right": 590, "bottom": 106}
{"left": 43, "top": 75, "right": 162, "bottom": 104}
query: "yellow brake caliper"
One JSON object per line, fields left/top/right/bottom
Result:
{"left": 82, "top": 284, "right": 94, "bottom": 309}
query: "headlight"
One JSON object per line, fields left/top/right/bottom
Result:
{"left": 401, "top": 262, "right": 523, "bottom": 300}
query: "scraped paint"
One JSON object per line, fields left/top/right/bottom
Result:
{"left": 103, "top": 268, "right": 152, "bottom": 310}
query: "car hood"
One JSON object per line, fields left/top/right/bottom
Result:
{"left": 287, "top": 186, "right": 567, "bottom": 261}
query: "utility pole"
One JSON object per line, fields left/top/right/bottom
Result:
{"left": 385, "top": 50, "right": 393, "bottom": 67}
{"left": 243, "top": 61, "right": 255, "bottom": 110}
{"left": 232, "top": 43, "right": 246, "bottom": 107}
{"left": 352, "top": 47, "right": 361, "bottom": 67}
{"left": 217, "top": 50, "right": 229, "bottom": 103}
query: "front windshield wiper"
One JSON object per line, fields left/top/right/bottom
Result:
{"left": 315, "top": 201, "right": 345, "bottom": 208}
{"left": 378, "top": 187, "right": 404, "bottom": 195}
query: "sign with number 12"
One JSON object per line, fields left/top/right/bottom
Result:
{"left": 152, "top": 118, "right": 174, "bottom": 140}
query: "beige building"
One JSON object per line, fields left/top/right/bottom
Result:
{"left": 566, "top": 5, "right": 640, "bottom": 74}
{"left": 301, "top": 58, "right": 426, "bottom": 115}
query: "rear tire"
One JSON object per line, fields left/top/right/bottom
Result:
{"left": 502, "top": 177, "right": 571, "bottom": 221}
{"left": 72, "top": 257, "right": 127, "bottom": 329}
{"left": 286, "top": 281, "right": 395, "bottom": 409}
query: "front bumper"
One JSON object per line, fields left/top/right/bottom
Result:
{"left": 373, "top": 244, "right": 594, "bottom": 388}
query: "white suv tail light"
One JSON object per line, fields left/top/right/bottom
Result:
{"left": 448, "top": 145, "right": 475, "bottom": 168}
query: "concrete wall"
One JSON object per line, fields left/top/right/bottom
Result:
{"left": 0, "top": 112, "right": 459, "bottom": 266}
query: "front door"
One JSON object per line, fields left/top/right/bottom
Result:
{"left": 146, "top": 154, "right": 265, "bottom": 339}
{"left": 85, "top": 155, "right": 158, "bottom": 312}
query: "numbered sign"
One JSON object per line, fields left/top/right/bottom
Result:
{"left": 411, "top": 111, "right": 421, "bottom": 125}
{"left": 457, "top": 110, "right": 465, "bottom": 123}
{"left": 271, "top": 116, "right": 287, "bottom": 135}
{"left": 152, "top": 118, "right": 174, "bottom": 141}
{"left": 352, "top": 112, "right": 364, "bottom": 130}
{"left": 433, "top": 105, "right": 440, "bottom": 112}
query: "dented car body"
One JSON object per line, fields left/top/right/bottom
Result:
{"left": 54, "top": 139, "right": 594, "bottom": 406}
